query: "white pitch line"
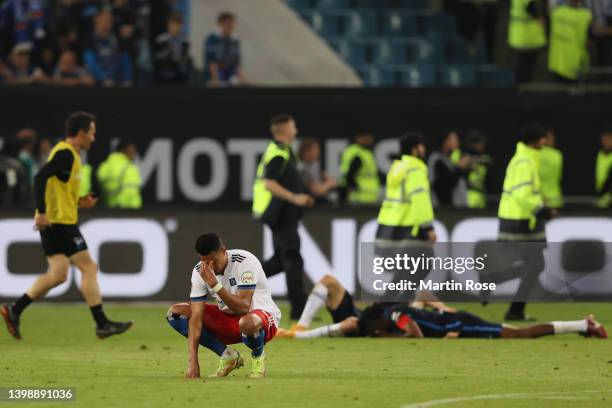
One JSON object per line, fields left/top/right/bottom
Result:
{"left": 401, "top": 389, "right": 612, "bottom": 408}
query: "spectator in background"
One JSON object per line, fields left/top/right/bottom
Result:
{"left": 204, "top": 12, "right": 246, "bottom": 87}
{"left": 298, "top": 137, "right": 337, "bottom": 204}
{"left": 37, "top": 137, "right": 51, "bottom": 165}
{"left": 507, "top": 0, "right": 547, "bottom": 83}
{"left": 112, "top": 0, "right": 138, "bottom": 67}
{"left": 0, "top": 135, "right": 29, "bottom": 204}
{"left": 84, "top": 9, "right": 133, "bottom": 87}
{"left": 0, "top": 0, "right": 46, "bottom": 56}
{"left": 154, "top": 12, "right": 190, "bottom": 84}
{"left": 1, "top": 42, "right": 48, "bottom": 85}
{"left": 15, "top": 128, "right": 38, "bottom": 187}
{"left": 428, "top": 130, "right": 472, "bottom": 207}
{"left": 586, "top": 0, "right": 612, "bottom": 66}
{"left": 548, "top": 0, "right": 593, "bottom": 83}
{"left": 53, "top": 50, "right": 95, "bottom": 86}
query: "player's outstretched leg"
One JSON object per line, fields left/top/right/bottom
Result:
{"left": 2, "top": 255, "right": 71, "bottom": 340}
{"left": 165, "top": 303, "right": 244, "bottom": 377}
{"left": 240, "top": 313, "right": 268, "bottom": 378}
{"left": 501, "top": 315, "right": 607, "bottom": 339}
{"left": 71, "top": 251, "right": 133, "bottom": 339}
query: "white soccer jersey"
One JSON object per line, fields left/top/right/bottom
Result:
{"left": 189, "top": 249, "right": 281, "bottom": 326}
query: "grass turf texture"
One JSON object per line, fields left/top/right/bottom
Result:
{"left": 1, "top": 302, "right": 611, "bottom": 408}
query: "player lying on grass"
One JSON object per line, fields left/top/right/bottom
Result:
{"left": 166, "top": 233, "right": 281, "bottom": 379}
{"left": 277, "top": 274, "right": 454, "bottom": 339}
{"left": 278, "top": 274, "right": 607, "bottom": 339}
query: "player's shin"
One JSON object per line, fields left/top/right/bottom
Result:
{"left": 294, "top": 323, "right": 344, "bottom": 339}
{"left": 241, "top": 328, "right": 265, "bottom": 357}
{"left": 166, "top": 315, "right": 226, "bottom": 356}
{"left": 297, "top": 283, "right": 328, "bottom": 329}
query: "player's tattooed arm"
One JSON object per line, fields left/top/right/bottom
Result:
{"left": 185, "top": 301, "right": 204, "bottom": 378}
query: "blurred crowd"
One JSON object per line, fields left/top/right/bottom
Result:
{"left": 0, "top": 0, "right": 246, "bottom": 87}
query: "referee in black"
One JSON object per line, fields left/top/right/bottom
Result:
{"left": 1, "top": 111, "right": 132, "bottom": 340}
{"left": 252, "top": 114, "right": 314, "bottom": 322}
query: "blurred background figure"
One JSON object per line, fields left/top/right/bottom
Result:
{"left": 0, "top": 0, "right": 46, "bottom": 58}
{"left": 0, "top": 134, "right": 28, "bottom": 204}
{"left": 339, "top": 132, "right": 382, "bottom": 206}
{"left": 1, "top": 42, "right": 47, "bottom": 85}
{"left": 15, "top": 127, "right": 38, "bottom": 187}
{"left": 154, "top": 12, "right": 191, "bottom": 84}
{"left": 587, "top": 0, "right": 612, "bottom": 67}
{"left": 53, "top": 50, "right": 95, "bottom": 86}
{"left": 463, "top": 129, "right": 492, "bottom": 209}
{"left": 428, "top": 130, "right": 471, "bottom": 207}
{"left": 596, "top": 128, "right": 612, "bottom": 208}
{"left": 96, "top": 139, "right": 142, "bottom": 209}
{"left": 540, "top": 127, "right": 564, "bottom": 208}
{"left": 298, "top": 137, "right": 337, "bottom": 204}
{"left": 204, "top": 11, "right": 245, "bottom": 87}
{"left": 37, "top": 137, "right": 52, "bottom": 165}
{"left": 548, "top": 0, "right": 593, "bottom": 83}
{"left": 84, "top": 9, "right": 133, "bottom": 87}
{"left": 507, "top": 0, "right": 547, "bottom": 83}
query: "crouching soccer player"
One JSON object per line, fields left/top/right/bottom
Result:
{"left": 359, "top": 303, "right": 608, "bottom": 340}
{"left": 167, "top": 233, "right": 281, "bottom": 378}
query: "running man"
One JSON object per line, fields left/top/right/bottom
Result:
{"left": 167, "top": 233, "right": 281, "bottom": 379}
{"left": 1, "top": 111, "right": 132, "bottom": 340}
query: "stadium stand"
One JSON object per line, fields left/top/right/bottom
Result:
{"left": 287, "top": 0, "right": 515, "bottom": 87}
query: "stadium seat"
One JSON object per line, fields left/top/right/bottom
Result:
{"left": 382, "top": 38, "right": 443, "bottom": 65}
{"left": 475, "top": 66, "right": 516, "bottom": 87}
{"left": 380, "top": 11, "right": 418, "bottom": 37}
{"left": 342, "top": 39, "right": 386, "bottom": 65}
{"left": 379, "top": 65, "right": 436, "bottom": 87}
{"left": 354, "top": 65, "right": 386, "bottom": 86}
{"left": 446, "top": 37, "right": 487, "bottom": 65}
{"left": 316, "top": 10, "right": 378, "bottom": 37}
{"left": 366, "top": 0, "right": 429, "bottom": 11}
{"left": 438, "top": 65, "right": 476, "bottom": 87}
{"left": 420, "top": 12, "right": 456, "bottom": 38}
{"left": 318, "top": 0, "right": 369, "bottom": 9}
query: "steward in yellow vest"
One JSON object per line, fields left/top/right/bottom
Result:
{"left": 539, "top": 129, "right": 563, "bottom": 208}
{"left": 97, "top": 140, "right": 142, "bottom": 209}
{"left": 251, "top": 114, "right": 313, "bottom": 320}
{"left": 596, "top": 130, "right": 612, "bottom": 208}
{"left": 508, "top": 0, "right": 546, "bottom": 82}
{"left": 463, "top": 130, "right": 492, "bottom": 209}
{"left": 548, "top": 1, "right": 593, "bottom": 81}
{"left": 339, "top": 133, "right": 382, "bottom": 205}
{"left": 498, "top": 123, "right": 555, "bottom": 322}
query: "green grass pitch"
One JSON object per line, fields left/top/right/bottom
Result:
{"left": 1, "top": 302, "right": 611, "bottom": 408}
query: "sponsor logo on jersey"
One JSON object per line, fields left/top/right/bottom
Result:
{"left": 240, "top": 271, "right": 255, "bottom": 285}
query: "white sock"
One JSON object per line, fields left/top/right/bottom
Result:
{"left": 551, "top": 320, "right": 588, "bottom": 334}
{"left": 295, "top": 323, "right": 344, "bottom": 339}
{"left": 297, "top": 283, "right": 328, "bottom": 328}
{"left": 221, "top": 347, "right": 234, "bottom": 358}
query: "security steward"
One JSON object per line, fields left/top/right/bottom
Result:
{"left": 596, "top": 129, "right": 612, "bottom": 208}
{"left": 252, "top": 114, "right": 314, "bottom": 321}
{"left": 374, "top": 132, "right": 436, "bottom": 301}
{"left": 548, "top": 0, "right": 593, "bottom": 83}
{"left": 508, "top": 0, "right": 547, "bottom": 83}
{"left": 96, "top": 140, "right": 142, "bottom": 209}
{"left": 498, "top": 123, "right": 556, "bottom": 321}
{"left": 540, "top": 128, "right": 564, "bottom": 209}
{"left": 1, "top": 111, "right": 132, "bottom": 341}
{"left": 339, "top": 132, "right": 382, "bottom": 206}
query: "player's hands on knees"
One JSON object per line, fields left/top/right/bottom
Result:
{"left": 34, "top": 213, "right": 50, "bottom": 231}
{"left": 185, "top": 360, "right": 200, "bottom": 378}
{"left": 78, "top": 194, "right": 98, "bottom": 209}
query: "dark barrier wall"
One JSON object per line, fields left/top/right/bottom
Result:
{"left": 1, "top": 87, "right": 611, "bottom": 204}
{"left": 1, "top": 209, "right": 611, "bottom": 302}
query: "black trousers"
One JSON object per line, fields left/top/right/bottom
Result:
{"left": 514, "top": 49, "right": 540, "bottom": 83}
{"left": 262, "top": 221, "right": 307, "bottom": 320}
{"left": 504, "top": 241, "right": 546, "bottom": 316}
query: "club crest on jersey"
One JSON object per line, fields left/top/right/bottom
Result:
{"left": 229, "top": 278, "right": 237, "bottom": 286}
{"left": 240, "top": 271, "right": 255, "bottom": 285}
